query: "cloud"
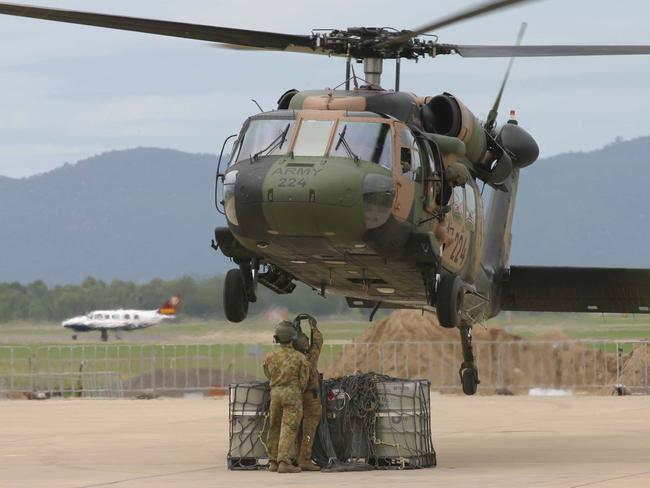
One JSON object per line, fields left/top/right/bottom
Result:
{"left": 1, "top": 0, "right": 650, "bottom": 176}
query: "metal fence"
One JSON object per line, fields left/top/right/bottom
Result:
{"left": 0, "top": 340, "right": 648, "bottom": 398}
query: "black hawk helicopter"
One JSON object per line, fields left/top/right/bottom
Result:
{"left": 2, "top": 0, "right": 650, "bottom": 394}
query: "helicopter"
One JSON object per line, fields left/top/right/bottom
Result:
{"left": 2, "top": 0, "right": 650, "bottom": 395}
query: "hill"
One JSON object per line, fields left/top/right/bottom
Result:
{"left": 1, "top": 138, "right": 649, "bottom": 284}
{"left": 511, "top": 136, "right": 650, "bottom": 268}
{"left": 0, "top": 148, "right": 227, "bottom": 283}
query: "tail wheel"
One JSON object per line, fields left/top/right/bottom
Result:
{"left": 461, "top": 367, "right": 479, "bottom": 396}
{"left": 436, "top": 274, "right": 464, "bottom": 328}
{"left": 224, "top": 268, "right": 249, "bottom": 323}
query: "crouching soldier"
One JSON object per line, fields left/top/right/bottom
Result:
{"left": 263, "top": 321, "right": 310, "bottom": 473}
{"left": 293, "top": 314, "right": 324, "bottom": 471}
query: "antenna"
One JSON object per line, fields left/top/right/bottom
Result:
{"left": 251, "top": 99, "right": 264, "bottom": 113}
{"left": 485, "top": 22, "right": 527, "bottom": 132}
{"left": 351, "top": 64, "right": 360, "bottom": 90}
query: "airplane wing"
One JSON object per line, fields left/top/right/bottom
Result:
{"left": 499, "top": 266, "right": 650, "bottom": 314}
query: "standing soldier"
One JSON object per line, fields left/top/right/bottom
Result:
{"left": 263, "top": 321, "right": 310, "bottom": 474}
{"left": 293, "top": 314, "right": 323, "bottom": 471}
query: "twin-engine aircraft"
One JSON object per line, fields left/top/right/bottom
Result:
{"left": 62, "top": 296, "right": 181, "bottom": 342}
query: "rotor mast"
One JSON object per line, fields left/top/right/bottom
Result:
{"left": 363, "top": 58, "right": 384, "bottom": 87}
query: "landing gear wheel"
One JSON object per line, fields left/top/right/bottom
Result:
{"left": 436, "top": 274, "right": 464, "bottom": 328}
{"left": 224, "top": 268, "right": 249, "bottom": 323}
{"left": 71, "top": 334, "right": 78, "bottom": 340}
{"left": 100, "top": 329, "right": 108, "bottom": 342}
{"left": 460, "top": 366, "right": 479, "bottom": 396}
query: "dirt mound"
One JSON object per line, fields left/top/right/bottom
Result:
{"left": 619, "top": 342, "right": 650, "bottom": 392}
{"left": 325, "top": 310, "right": 619, "bottom": 393}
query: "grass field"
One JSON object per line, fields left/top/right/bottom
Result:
{"left": 1, "top": 313, "right": 649, "bottom": 394}
{"left": 2, "top": 312, "right": 649, "bottom": 345}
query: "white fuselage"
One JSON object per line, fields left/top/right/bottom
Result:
{"left": 62, "top": 309, "right": 174, "bottom": 332}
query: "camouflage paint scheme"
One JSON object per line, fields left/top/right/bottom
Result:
{"left": 263, "top": 344, "right": 310, "bottom": 465}
{"left": 220, "top": 88, "right": 500, "bottom": 323}
{"left": 218, "top": 86, "right": 650, "bottom": 322}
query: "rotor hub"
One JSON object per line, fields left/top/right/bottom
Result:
{"left": 313, "top": 27, "right": 437, "bottom": 60}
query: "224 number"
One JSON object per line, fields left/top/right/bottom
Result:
{"left": 450, "top": 233, "right": 468, "bottom": 264}
{"left": 278, "top": 178, "right": 307, "bottom": 188}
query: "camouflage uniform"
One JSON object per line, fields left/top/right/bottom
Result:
{"left": 296, "top": 327, "right": 324, "bottom": 466}
{"left": 263, "top": 344, "right": 310, "bottom": 466}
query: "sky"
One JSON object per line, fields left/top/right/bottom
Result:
{"left": 1, "top": 0, "right": 650, "bottom": 177}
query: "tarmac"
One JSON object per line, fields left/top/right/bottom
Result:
{"left": 2, "top": 395, "right": 650, "bottom": 488}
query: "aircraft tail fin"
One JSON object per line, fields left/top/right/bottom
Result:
{"left": 158, "top": 295, "right": 181, "bottom": 316}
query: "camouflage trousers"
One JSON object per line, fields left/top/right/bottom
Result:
{"left": 266, "top": 386, "right": 303, "bottom": 465}
{"left": 296, "top": 390, "right": 322, "bottom": 463}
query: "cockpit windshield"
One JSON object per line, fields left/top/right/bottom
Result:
{"left": 230, "top": 118, "right": 296, "bottom": 165}
{"left": 229, "top": 114, "right": 393, "bottom": 170}
{"left": 330, "top": 121, "right": 392, "bottom": 170}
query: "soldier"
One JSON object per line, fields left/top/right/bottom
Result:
{"left": 293, "top": 315, "right": 324, "bottom": 471}
{"left": 263, "top": 321, "right": 310, "bottom": 474}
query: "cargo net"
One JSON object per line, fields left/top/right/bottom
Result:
{"left": 228, "top": 382, "right": 271, "bottom": 470}
{"left": 228, "top": 374, "right": 435, "bottom": 471}
{"left": 314, "top": 373, "right": 436, "bottom": 471}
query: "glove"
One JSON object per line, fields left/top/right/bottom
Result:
{"left": 293, "top": 313, "right": 317, "bottom": 329}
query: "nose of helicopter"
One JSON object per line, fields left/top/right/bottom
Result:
{"left": 224, "top": 156, "right": 395, "bottom": 242}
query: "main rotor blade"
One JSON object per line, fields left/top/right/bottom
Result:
{"left": 444, "top": 44, "right": 650, "bottom": 57}
{"left": 0, "top": 2, "right": 316, "bottom": 53}
{"left": 485, "top": 22, "right": 527, "bottom": 131}
{"left": 391, "top": 0, "right": 536, "bottom": 44}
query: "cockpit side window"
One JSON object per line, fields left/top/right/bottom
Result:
{"left": 231, "top": 118, "right": 296, "bottom": 164}
{"left": 329, "top": 121, "right": 392, "bottom": 170}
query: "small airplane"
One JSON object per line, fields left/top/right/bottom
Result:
{"left": 61, "top": 296, "right": 181, "bottom": 341}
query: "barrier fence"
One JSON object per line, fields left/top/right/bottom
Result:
{"left": 0, "top": 340, "right": 648, "bottom": 398}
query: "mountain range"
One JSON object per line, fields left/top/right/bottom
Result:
{"left": 1, "top": 137, "right": 649, "bottom": 284}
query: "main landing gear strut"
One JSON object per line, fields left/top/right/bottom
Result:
{"left": 459, "top": 325, "right": 480, "bottom": 395}
{"left": 433, "top": 273, "right": 480, "bottom": 395}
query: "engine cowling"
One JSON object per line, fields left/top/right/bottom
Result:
{"left": 424, "top": 93, "right": 488, "bottom": 164}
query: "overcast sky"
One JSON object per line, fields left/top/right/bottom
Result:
{"left": 1, "top": 0, "right": 650, "bottom": 177}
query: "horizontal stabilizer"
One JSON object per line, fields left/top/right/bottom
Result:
{"left": 500, "top": 266, "right": 650, "bottom": 314}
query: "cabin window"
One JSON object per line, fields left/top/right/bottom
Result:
{"left": 452, "top": 186, "right": 465, "bottom": 217}
{"left": 398, "top": 128, "right": 422, "bottom": 181}
{"left": 329, "top": 121, "right": 392, "bottom": 170}
{"left": 112, "top": 314, "right": 119, "bottom": 319}
{"left": 293, "top": 120, "right": 334, "bottom": 156}
{"left": 465, "top": 182, "right": 477, "bottom": 229}
{"left": 124, "top": 314, "right": 131, "bottom": 320}
{"left": 232, "top": 118, "right": 295, "bottom": 164}
{"left": 134, "top": 314, "right": 140, "bottom": 320}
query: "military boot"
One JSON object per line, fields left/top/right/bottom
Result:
{"left": 298, "top": 459, "right": 321, "bottom": 471}
{"left": 277, "top": 461, "right": 301, "bottom": 474}
{"left": 267, "top": 460, "right": 278, "bottom": 472}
